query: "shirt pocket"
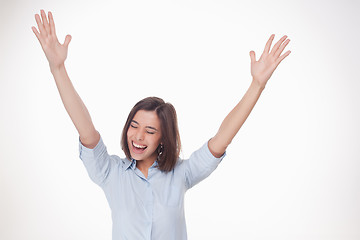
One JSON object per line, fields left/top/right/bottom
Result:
{"left": 156, "top": 179, "right": 184, "bottom": 208}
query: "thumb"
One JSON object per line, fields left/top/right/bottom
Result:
{"left": 63, "top": 35, "right": 72, "bottom": 47}
{"left": 249, "top": 51, "right": 256, "bottom": 64}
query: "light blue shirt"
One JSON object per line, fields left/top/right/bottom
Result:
{"left": 79, "top": 133, "right": 226, "bottom": 240}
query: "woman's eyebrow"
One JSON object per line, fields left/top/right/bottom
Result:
{"left": 131, "top": 120, "right": 158, "bottom": 131}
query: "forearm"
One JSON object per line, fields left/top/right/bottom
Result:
{"left": 208, "top": 80, "right": 264, "bottom": 157}
{"left": 51, "top": 64, "right": 98, "bottom": 141}
{"left": 207, "top": 34, "right": 291, "bottom": 157}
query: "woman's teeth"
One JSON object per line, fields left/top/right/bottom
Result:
{"left": 133, "top": 142, "right": 147, "bottom": 149}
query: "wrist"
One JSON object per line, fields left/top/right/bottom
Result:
{"left": 251, "top": 78, "right": 266, "bottom": 92}
{"left": 50, "top": 63, "right": 65, "bottom": 74}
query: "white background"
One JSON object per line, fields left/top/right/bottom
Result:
{"left": 1, "top": 0, "right": 359, "bottom": 239}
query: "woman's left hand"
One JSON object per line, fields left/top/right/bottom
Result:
{"left": 250, "top": 34, "right": 291, "bottom": 89}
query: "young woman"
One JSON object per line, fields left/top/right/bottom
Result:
{"left": 32, "top": 9, "right": 291, "bottom": 240}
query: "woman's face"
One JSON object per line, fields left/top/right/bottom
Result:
{"left": 127, "top": 110, "right": 162, "bottom": 162}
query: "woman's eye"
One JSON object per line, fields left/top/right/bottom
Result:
{"left": 130, "top": 124, "right": 137, "bottom": 128}
{"left": 147, "top": 131, "right": 155, "bottom": 135}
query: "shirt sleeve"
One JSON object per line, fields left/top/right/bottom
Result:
{"left": 78, "top": 133, "right": 118, "bottom": 187}
{"left": 184, "top": 140, "right": 226, "bottom": 190}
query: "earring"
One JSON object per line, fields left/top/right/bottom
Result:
{"left": 157, "top": 144, "right": 163, "bottom": 160}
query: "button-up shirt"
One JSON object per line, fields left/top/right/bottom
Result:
{"left": 79, "top": 133, "right": 226, "bottom": 240}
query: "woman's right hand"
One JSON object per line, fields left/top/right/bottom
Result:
{"left": 32, "top": 10, "right": 72, "bottom": 70}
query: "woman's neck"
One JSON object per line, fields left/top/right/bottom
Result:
{"left": 136, "top": 158, "right": 156, "bottom": 178}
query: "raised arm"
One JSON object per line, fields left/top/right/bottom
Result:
{"left": 32, "top": 10, "right": 99, "bottom": 148}
{"left": 208, "top": 34, "right": 291, "bottom": 157}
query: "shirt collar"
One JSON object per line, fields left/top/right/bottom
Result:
{"left": 151, "top": 160, "right": 159, "bottom": 168}
{"left": 124, "top": 158, "right": 136, "bottom": 170}
{"left": 124, "top": 158, "right": 159, "bottom": 170}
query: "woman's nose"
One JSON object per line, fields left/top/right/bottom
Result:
{"left": 136, "top": 129, "right": 144, "bottom": 141}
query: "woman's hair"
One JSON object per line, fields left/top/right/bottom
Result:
{"left": 121, "top": 97, "right": 181, "bottom": 172}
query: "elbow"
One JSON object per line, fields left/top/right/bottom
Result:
{"left": 80, "top": 130, "right": 100, "bottom": 149}
{"left": 208, "top": 136, "right": 228, "bottom": 158}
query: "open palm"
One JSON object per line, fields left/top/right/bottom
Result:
{"left": 32, "top": 10, "right": 72, "bottom": 69}
{"left": 250, "top": 34, "right": 291, "bottom": 88}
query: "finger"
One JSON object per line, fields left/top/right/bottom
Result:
{"left": 270, "top": 35, "right": 287, "bottom": 56}
{"left": 35, "top": 13, "right": 46, "bottom": 36}
{"left": 63, "top": 35, "right": 72, "bottom": 47}
{"left": 275, "top": 50, "right": 291, "bottom": 67}
{"left": 31, "top": 26, "right": 43, "bottom": 45}
{"left": 274, "top": 39, "right": 290, "bottom": 58}
{"left": 40, "top": 9, "right": 50, "bottom": 35}
{"left": 263, "top": 34, "right": 275, "bottom": 54}
{"left": 249, "top": 51, "right": 256, "bottom": 64}
{"left": 48, "top": 11, "right": 56, "bottom": 37}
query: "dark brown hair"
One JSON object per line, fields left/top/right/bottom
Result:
{"left": 121, "top": 97, "right": 181, "bottom": 172}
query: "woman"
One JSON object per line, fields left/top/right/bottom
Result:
{"left": 32, "top": 9, "right": 291, "bottom": 240}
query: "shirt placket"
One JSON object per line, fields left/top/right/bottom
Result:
{"left": 133, "top": 167, "right": 154, "bottom": 239}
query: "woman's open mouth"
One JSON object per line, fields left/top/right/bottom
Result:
{"left": 132, "top": 141, "right": 147, "bottom": 153}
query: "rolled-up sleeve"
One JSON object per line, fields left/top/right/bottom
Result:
{"left": 79, "top": 134, "right": 117, "bottom": 187}
{"left": 184, "top": 140, "right": 226, "bottom": 190}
